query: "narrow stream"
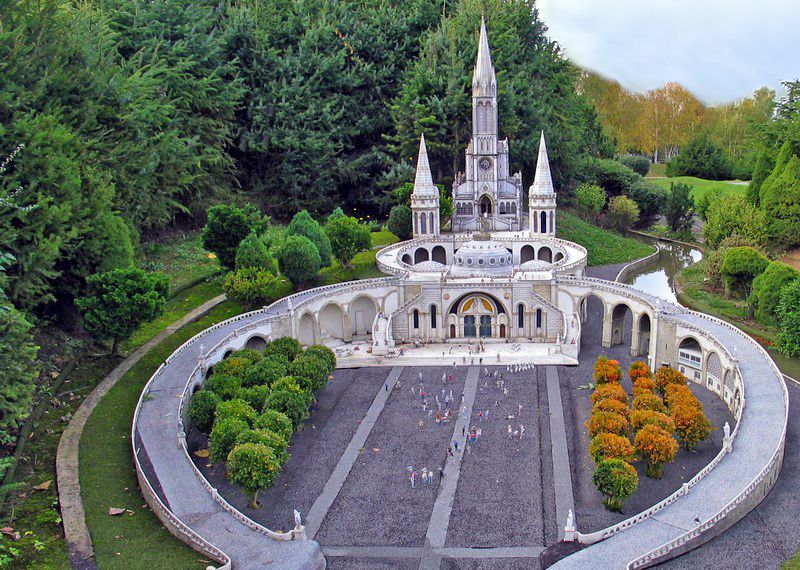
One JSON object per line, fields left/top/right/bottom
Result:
{"left": 621, "top": 236, "right": 703, "bottom": 303}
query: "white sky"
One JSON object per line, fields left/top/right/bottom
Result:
{"left": 537, "top": 0, "right": 800, "bottom": 104}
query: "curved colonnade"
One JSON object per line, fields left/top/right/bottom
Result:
{"left": 132, "top": 266, "right": 787, "bottom": 569}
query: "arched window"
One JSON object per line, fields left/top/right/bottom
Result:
{"left": 413, "top": 309, "right": 419, "bottom": 330}
{"left": 421, "top": 214, "right": 427, "bottom": 234}
{"left": 550, "top": 211, "right": 554, "bottom": 233}
{"left": 429, "top": 212, "right": 434, "bottom": 234}
{"left": 512, "top": 202, "right": 517, "bottom": 214}
{"left": 499, "top": 202, "right": 506, "bottom": 214}
{"left": 468, "top": 203, "right": 474, "bottom": 215}
{"left": 540, "top": 211, "right": 547, "bottom": 233}
{"left": 517, "top": 303, "right": 524, "bottom": 328}
{"left": 533, "top": 211, "right": 538, "bottom": 232}
{"left": 430, "top": 305, "right": 437, "bottom": 329}
{"left": 414, "top": 212, "right": 419, "bottom": 234}
{"left": 536, "top": 308, "right": 543, "bottom": 329}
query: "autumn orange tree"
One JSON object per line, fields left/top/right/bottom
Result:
{"left": 630, "top": 410, "right": 675, "bottom": 434}
{"left": 633, "top": 377, "right": 656, "bottom": 396}
{"left": 634, "top": 424, "right": 679, "bottom": 478}
{"left": 628, "top": 361, "right": 651, "bottom": 382}
{"left": 594, "top": 356, "right": 623, "bottom": 384}
{"left": 587, "top": 411, "right": 629, "bottom": 438}
{"left": 672, "top": 405, "right": 712, "bottom": 450}
{"left": 654, "top": 367, "right": 687, "bottom": 395}
{"left": 590, "top": 433, "right": 635, "bottom": 463}
{"left": 632, "top": 391, "right": 667, "bottom": 414}
{"left": 664, "top": 384, "right": 703, "bottom": 410}
{"left": 590, "top": 382, "right": 628, "bottom": 405}
{"left": 593, "top": 398, "right": 630, "bottom": 420}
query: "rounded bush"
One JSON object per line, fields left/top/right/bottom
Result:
{"left": 634, "top": 424, "right": 678, "bottom": 479}
{"left": 631, "top": 392, "right": 667, "bottom": 414}
{"left": 590, "top": 383, "right": 628, "bottom": 405}
{"left": 586, "top": 411, "right": 629, "bottom": 438}
{"left": 589, "top": 433, "right": 634, "bottom": 463}
{"left": 387, "top": 205, "right": 412, "bottom": 241}
{"left": 214, "top": 356, "right": 252, "bottom": 380}
{"left": 630, "top": 410, "right": 675, "bottom": 433}
{"left": 204, "top": 373, "right": 242, "bottom": 401}
{"left": 263, "top": 337, "right": 302, "bottom": 362}
{"left": 187, "top": 390, "right": 221, "bottom": 433}
{"left": 254, "top": 409, "right": 293, "bottom": 440}
{"left": 592, "top": 398, "right": 630, "bottom": 420}
{"left": 619, "top": 155, "right": 650, "bottom": 177}
{"left": 223, "top": 268, "right": 280, "bottom": 307}
{"left": 236, "top": 429, "right": 290, "bottom": 465}
{"left": 264, "top": 389, "right": 313, "bottom": 426}
{"left": 242, "top": 356, "right": 288, "bottom": 388}
{"left": 288, "top": 354, "right": 330, "bottom": 392}
{"left": 672, "top": 404, "right": 711, "bottom": 450}
{"left": 593, "top": 459, "right": 638, "bottom": 512}
{"left": 721, "top": 246, "right": 768, "bottom": 298}
{"left": 664, "top": 384, "right": 702, "bottom": 411}
{"left": 209, "top": 417, "right": 248, "bottom": 463}
{"left": 215, "top": 398, "right": 257, "bottom": 426}
{"left": 654, "top": 367, "right": 687, "bottom": 395}
{"left": 750, "top": 261, "right": 800, "bottom": 324}
{"left": 226, "top": 443, "right": 281, "bottom": 508}
{"left": 593, "top": 356, "right": 622, "bottom": 384}
{"left": 277, "top": 235, "right": 322, "bottom": 286}
{"left": 237, "top": 385, "right": 272, "bottom": 412}
{"left": 632, "top": 377, "right": 656, "bottom": 396}
{"left": 287, "top": 210, "right": 332, "bottom": 267}
{"left": 235, "top": 232, "right": 278, "bottom": 274}
{"left": 304, "top": 345, "right": 336, "bottom": 375}
{"left": 628, "top": 361, "right": 651, "bottom": 382}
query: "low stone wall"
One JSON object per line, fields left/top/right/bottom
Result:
{"left": 614, "top": 246, "right": 661, "bottom": 283}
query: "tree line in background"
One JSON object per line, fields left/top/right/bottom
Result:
{"left": 579, "top": 71, "right": 775, "bottom": 178}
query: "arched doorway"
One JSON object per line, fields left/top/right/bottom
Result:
{"left": 537, "top": 247, "right": 552, "bottom": 263}
{"left": 521, "top": 245, "right": 535, "bottom": 263}
{"left": 611, "top": 303, "right": 633, "bottom": 346}
{"left": 401, "top": 253, "right": 412, "bottom": 265}
{"left": 637, "top": 313, "right": 651, "bottom": 356}
{"left": 244, "top": 335, "right": 267, "bottom": 352}
{"left": 450, "top": 324, "right": 456, "bottom": 338}
{"left": 449, "top": 293, "right": 505, "bottom": 339}
{"left": 350, "top": 296, "right": 377, "bottom": 337}
{"left": 554, "top": 252, "right": 564, "bottom": 262}
{"left": 678, "top": 337, "right": 703, "bottom": 383}
{"left": 480, "top": 195, "right": 493, "bottom": 215}
{"left": 432, "top": 246, "right": 447, "bottom": 264}
{"left": 414, "top": 248, "right": 429, "bottom": 264}
{"left": 499, "top": 324, "right": 506, "bottom": 338}
{"left": 298, "top": 313, "right": 316, "bottom": 346}
{"left": 319, "top": 304, "right": 345, "bottom": 341}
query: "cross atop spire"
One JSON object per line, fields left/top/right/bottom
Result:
{"left": 472, "top": 15, "right": 496, "bottom": 97}
{"left": 530, "top": 131, "right": 555, "bottom": 195}
{"left": 413, "top": 133, "right": 437, "bottom": 196}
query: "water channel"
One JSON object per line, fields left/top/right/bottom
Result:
{"left": 620, "top": 235, "right": 703, "bottom": 303}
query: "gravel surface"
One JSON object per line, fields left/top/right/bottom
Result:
{"left": 440, "top": 558, "right": 541, "bottom": 569}
{"left": 316, "top": 366, "right": 468, "bottom": 546}
{"left": 189, "top": 366, "right": 392, "bottom": 531}
{"left": 560, "top": 294, "right": 735, "bottom": 533}
{"left": 446, "top": 366, "right": 554, "bottom": 547}
{"left": 326, "top": 557, "right": 418, "bottom": 569}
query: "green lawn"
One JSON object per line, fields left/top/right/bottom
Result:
{"left": 138, "top": 232, "right": 222, "bottom": 294}
{"left": 647, "top": 162, "right": 666, "bottom": 178}
{"left": 370, "top": 230, "right": 399, "bottom": 248}
{"left": 557, "top": 211, "right": 655, "bottom": 266}
{"left": 81, "top": 301, "right": 244, "bottom": 569}
{"left": 676, "top": 261, "right": 800, "bottom": 380}
{"left": 649, "top": 176, "right": 748, "bottom": 202}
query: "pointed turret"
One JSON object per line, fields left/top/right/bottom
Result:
{"left": 529, "top": 131, "right": 555, "bottom": 196}
{"left": 412, "top": 133, "right": 437, "bottom": 196}
{"left": 472, "top": 16, "right": 496, "bottom": 97}
{"left": 528, "top": 131, "right": 557, "bottom": 235}
{"left": 411, "top": 133, "right": 440, "bottom": 237}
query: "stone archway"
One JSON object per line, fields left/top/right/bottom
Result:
{"left": 479, "top": 195, "right": 493, "bottom": 215}
{"left": 350, "top": 295, "right": 377, "bottom": 337}
{"left": 448, "top": 292, "right": 506, "bottom": 339}
{"left": 678, "top": 337, "right": 703, "bottom": 383}
{"left": 537, "top": 246, "right": 552, "bottom": 263}
{"left": 414, "top": 248, "right": 429, "bottom": 264}
{"left": 244, "top": 335, "right": 267, "bottom": 352}
{"left": 521, "top": 245, "right": 535, "bottom": 264}
{"left": 554, "top": 251, "right": 564, "bottom": 263}
{"left": 401, "top": 253, "right": 412, "bottom": 265}
{"left": 706, "top": 351, "right": 722, "bottom": 391}
{"left": 298, "top": 313, "right": 316, "bottom": 346}
{"left": 432, "top": 246, "right": 447, "bottom": 265}
{"left": 319, "top": 303, "right": 345, "bottom": 341}
{"left": 610, "top": 303, "right": 633, "bottom": 347}
{"left": 636, "top": 313, "right": 651, "bottom": 357}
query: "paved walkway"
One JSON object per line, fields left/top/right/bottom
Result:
{"left": 420, "top": 366, "right": 480, "bottom": 569}
{"left": 305, "top": 367, "right": 403, "bottom": 539}
{"left": 324, "top": 545, "right": 545, "bottom": 559}
{"left": 57, "top": 294, "right": 226, "bottom": 569}
{"left": 545, "top": 366, "right": 575, "bottom": 541}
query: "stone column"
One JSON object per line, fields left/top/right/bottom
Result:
{"left": 601, "top": 313, "right": 613, "bottom": 348}
{"left": 630, "top": 314, "right": 641, "bottom": 357}
{"left": 342, "top": 310, "right": 353, "bottom": 342}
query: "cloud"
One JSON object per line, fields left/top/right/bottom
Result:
{"left": 537, "top": 0, "right": 799, "bottom": 104}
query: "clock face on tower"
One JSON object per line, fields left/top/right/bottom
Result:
{"left": 479, "top": 157, "right": 492, "bottom": 171}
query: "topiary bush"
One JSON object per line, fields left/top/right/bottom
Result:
{"left": 263, "top": 337, "right": 302, "bottom": 362}
{"left": 214, "top": 356, "right": 253, "bottom": 380}
{"left": 663, "top": 384, "right": 703, "bottom": 411}
{"left": 590, "top": 383, "right": 628, "bottom": 405}
{"left": 254, "top": 409, "right": 293, "bottom": 440}
{"left": 586, "top": 411, "right": 629, "bottom": 438}
{"left": 758, "top": 143, "right": 800, "bottom": 248}
{"left": 236, "top": 429, "right": 290, "bottom": 465}
{"left": 204, "top": 373, "right": 243, "bottom": 401}
{"left": 188, "top": 390, "right": 221, "bottom": 433}
{"left": 387, "top": 204, "right": 412, "bottom": 241}
{"left": 223, "top": 267, "right": 280, "bottom": 308}
{"left": 264, "top": 389, "right": 313, "bottom": 426}
{"left": 215, "top": 398, "right": 257, "bottom": 426}
{"left": 750, "top": 261, "right": 800, "bottom": 325}
{"left": 202, "top": 204, "right": 265, "bottom": 269}
{"left": 593, "top": 356, "right": 622, "bottom": 384}
{"left": 235, "top": 232, "right": 278, "bottom": 274}
{"left": 631, "top": 392, "right": 667, "bottom": 414}
{"left": 287, "top": 210, "right": 332, "bottom": 267}
{"left": 271, "top": 376, "right": 304, "bottom": 394}
{"left": 209, "top": 417, "right": 248, "bottom": 462}
{"left": 277, "top": 235, "right": 322, "bottom": 286}
{"left": 593, "top": 458, "right": 638, "bottom": 512}
{"left": 619, "top": 155, "right": 650, "bottom": 177}
{"left": 654, "top": 367, "right": 687, "bottom": 395}
{"left": 633, "top": 424, "right": 678, "bottom": 479}
{"left": 589, "top": 433, "right": 634, "bottom": 463}
{"left": 605, "top": 195, "right": 639, "bottom": 232}
{"left": 231, "top": 349, "right": 263, "bottom": 364}
{"left": 778, "top": 280, "right": 800, "bottom": 357}
{"left": 575, "top": 183, "right": 606, "bottom": 219}
{"left": 628, "top": 361, "right": 651, "bottom": 382}
{"left": 237, "top": 385, "right": 272, "bottom": 412}
{"left": 325, "top": 215, "right": 372, "bottom": 268}
{"left": 592, "top": 398, "right": 630, "bottom": 420}
{"left": 303, "top": 345, "right": 336, "bottom": 375}
{"left": 627, "top": 179, "right": 667, "bottom": 227}
{"left": 630, "top": 410, "right": 675, "bottom": 433}
{"left": 226, "top": 443, "right": 280, "bottom": 508}
{"left": 288, "top": 354, "right": 330, "bottom": 392}
{"left": 632, "top": 377, "right": 656, "bottom": 396}
{"left": 241, "top": 355, "right": 288, "bottom": 387}
{"left": 671, "top": 404, "right": 712, "bottom": 450}
{"left": 721, "top": 246, "right": 769, "bottom": 298}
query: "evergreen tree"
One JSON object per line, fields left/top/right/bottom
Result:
{"left": 287, "top": 210, "right": 332, "bottom": 267}
{"left": 664, "top": 182, "right": 694, "bottom": 233}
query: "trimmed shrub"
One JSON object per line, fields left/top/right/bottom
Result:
{"left": 631, "top": 392, "right": 666, "bottom": 414}
{"left": 271, "top": 376, "right": 304, "bottom": 394}
{"left": 209, "top": 417, "right": 248, "bottom": 463}
{"left": 204, "top": 373, "right": 242, "bottom": 401}
{"left": 387, "top": 204, "right": 412, "bottom": 241}
{"left": 232, "top": 349, "right": 263, "bottom": 364}
{"left": 672, "top": 405, "right": 712, "bottom": 450}
{"left": 188, "top": 390, "right": 221, "bottom": 433}
{"left": 242, "top": 356, "right": 288, "bottom": 388}
{"left": 664, "top": 384, "right": 703, "bottom": 411}
{"left": 590, "top": 383, "right": 628, "bottom": 405}
{"left": 619, "top": 155, "right": 650, "bottom": 177}
{"left": 605, "top": 195, "right": 639, "bottom": 232}
{"left": 654, "top": 367, "right": 687, "bottom": 395}
{"left": 304, "top": 345, "right": 336, "bottom": 375}
{"left": 628, "top": 361, "right": 651, "bottom": 382}
{"left": 223, "top": 268, "right": 280, "bottom": 307}
{"left": 632, "top": 377, "right": 656, "bottom": 396}
{"left": 227, "top": 443, "right": 281, "bottom": 508}
{"left": 627, "top": 179, "right": 666, "bottom": 227}
{"left": 704, "top": 195, "right": 768, "bottom": 249}
{"left": 759, "top": 146, "right": 800, "bottom": 248}
{"left": 593, "top": 356, "right": 622, "bottom": 384}
{"left": 264, "top": 389, "right": 313, "bottom": 426}
{"left": 634, "top": 425, "right": 678, "bottom": 479}
{"left": 778, "top": 280, "right": 800, "bottom": 357}
{"left": 235, "top": 232, "right": 279, "bottom": 274}
{"left": 237, "top": 385, "right": 272, "bottom": 412}
{"left": 236, "top": 429, "right": 290, "bottom": 465}
{"left": 576, "top": 183, "right": 606, "bottom": 218}
{"left": 722, "top": 246, "right": 769, "bottom": 298}
{"left": 287, "top": 210, "right": 332, "bottom": 266}
{"left": 666, "top": 133, "right": 733, "bottom": 180}
{"left": 589, "top": 433, "right": 635, "bottom": 463}
{"left": 254, "top": 409, "right": 293, "bottom": 440}
{"left": 277, "top": 235, "right": 322, "bottom": 286}
{"left": 215, "top": 398, "right": 257, "bottom": 426}
{"left": 263, "top": 337, "right": 302, "bottom": 362}
{"left": 593, "top": 459, "right": 638, "bottom": 512}
{"left": 586, "top": 411, "right": 629, "bottom": 438}
{"left": 325, "top": 215, "right": 372, "bottom": 268}
{"left": 214, "top": 356, "right": 252, "bottom": 380}
{"left": 202, "top": 204, "right": 264, "bottom": 269}
{"left": 630, "top": 410, "right": 675, "bottom": 433}
{"left": 288, "top": 355, "right": 330, "bottom": 392}
{"left": 750, "top": 261, "right": 800, "bottom": 325}
{"left": 592, "top": 398, "right": 630, "bottom": 420}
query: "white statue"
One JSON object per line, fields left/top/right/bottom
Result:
{"left": 294, "top": 509, "right": 302, "bottom": 528}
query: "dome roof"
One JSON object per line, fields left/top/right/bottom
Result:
{"left": 451, "top": 240, "right": 513, "bottom": 275}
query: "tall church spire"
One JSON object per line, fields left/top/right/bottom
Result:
{"left": 413, "top": 133, "right": 437, "bottom": 196}
{"left": 472, "top": 15, "right": 496, "bottom": 97}
{"left": 530, "top": 131, "right": 555, "bottom": 195}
